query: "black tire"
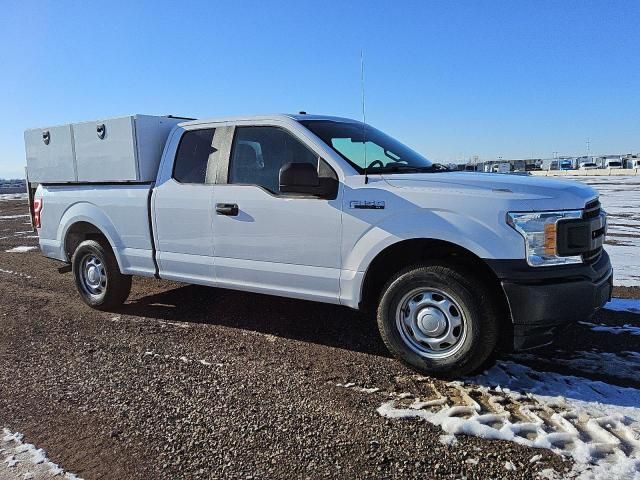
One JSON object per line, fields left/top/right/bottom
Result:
{"left": 71, "top": 239, "right": 132, "bottom": 310}
{"left": 377, "top": 262, "right": 499, "bottom": 378}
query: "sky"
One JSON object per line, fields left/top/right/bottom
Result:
{"left": 1, "top": 0, "right": 639, "bottom": 178}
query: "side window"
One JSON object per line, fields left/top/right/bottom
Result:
{"left": 173, "top": 128, "right": 215, "bottom": 184}
{"left": 229, "top": 126, "right": 321, "bottom": 193}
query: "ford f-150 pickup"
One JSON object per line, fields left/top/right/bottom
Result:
{"left": 25, "top": 113, "right": 613, "bottom": 376}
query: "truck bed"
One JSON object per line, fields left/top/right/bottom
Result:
{"left": 37, "top": 183, "right": 156, "bottom": 277}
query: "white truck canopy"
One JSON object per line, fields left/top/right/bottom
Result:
{"left": 25, "top": 115, "right": 185, "bottom": 183}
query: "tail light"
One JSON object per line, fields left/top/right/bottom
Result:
{"left": 33, "top": 198, "right": 43, "bottom": 229}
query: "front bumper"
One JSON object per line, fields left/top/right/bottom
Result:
{"left": 486, "top": 251, "right": 613, "bottom": 350}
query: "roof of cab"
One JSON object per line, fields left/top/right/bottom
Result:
{"left": 178, "top": 113, "right": 359, "bottom": 127}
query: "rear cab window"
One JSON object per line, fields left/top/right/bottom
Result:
{"left": 173, "top": 129, "right": 215, "bottom": 184}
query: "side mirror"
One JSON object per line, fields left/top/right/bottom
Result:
{"left": 279, "top": 162, "right": 319, "bottom": 195}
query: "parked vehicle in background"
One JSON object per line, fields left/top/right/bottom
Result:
{"left": 25, "top": 113, "right": 612, "bottom": 377}
{"left": 606, "top": 160, "right": 623, "bottom": 169}
{"left": 579, "top": 162, "right": 598, "bottom": 170}
{"left": 598, "top": 155, "right": 624, "bottom": 169}
{"left": 624, "top": 156, "right": 640, "bottom": 169}
{"left": 559, "top": 159, "right": 573, "bottom": 170}
{"left": 492, "top": 162, "right": 511, "bottom": 173}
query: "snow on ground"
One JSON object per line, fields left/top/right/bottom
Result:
{"left": 373, "top": 359, "right": 640, "bottom": 479}
{"left": 0, "top": 193, "right": 27, "bottom": 201}
{"left": 0, "top": 214, "right": 29, "bottom": 220}
{"left": 604, "top": 298, "right": 640, "bottom": 314}
{"left": 468, "top": 363, "right": 640, "bottom": 479}
{"left": 5, "top": 246, "right": 38, "bottom": 253}
{"left": 0, "top": 428, "right": 82, "bottom": 479}
{"left": 512, "top": 350, "right": 640, "bottom": 382}
{"left": 0, "top": 267, "right": 32, "bottom": 279}
{"left": 568, "top": 176, "right": 640, "bottom": 287}
{"left": 579, "top": 321, "right": 640, "bottom": 336}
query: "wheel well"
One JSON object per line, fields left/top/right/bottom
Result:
{"left": 360, "top": 239, "right": 512, "bottom": 348}
{"left": 64, "top": 222, "right": 110, "bottom": 261}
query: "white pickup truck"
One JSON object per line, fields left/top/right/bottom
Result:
{"left": 25, "top": 114, "right": 612, "bottom": 376}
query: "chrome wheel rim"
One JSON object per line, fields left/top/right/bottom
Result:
{"left": 395, "top": 288, "right": 466, "bottom": 359}
{"left": 79, "top": 254, "right": 107, "bottom": 298}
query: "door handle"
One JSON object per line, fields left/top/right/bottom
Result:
{"left": 215, "top": 203, "right": 239, "bottom": 216}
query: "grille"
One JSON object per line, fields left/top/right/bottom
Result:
{"left": 583, "top": 198, "right": 601, "bottom": 220}
{"left": 582, "top": 198, "right": 603, "bottom": 263}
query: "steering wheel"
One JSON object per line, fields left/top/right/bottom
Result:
{"left": 367, "top": 160, "right": 384, "bottom": 169}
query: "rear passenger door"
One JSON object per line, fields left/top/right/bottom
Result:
{"left": 212, "top": 125, "right": 343, "bottom": 303}
{"left": 153, "top": 127, "right": 217, "bottom": 285}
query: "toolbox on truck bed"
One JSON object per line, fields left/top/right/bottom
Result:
{"left": 25, "top": 115, "right": 182, "bottom": 183}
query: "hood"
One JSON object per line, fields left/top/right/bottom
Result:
{"left": 381, "top": 172, "right": 598, "bottom": 210}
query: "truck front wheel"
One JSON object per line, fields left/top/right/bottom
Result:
{"left": 377, "top": 263, "right": 499, "bottom": 377}
{"left": 71, "top": 239, "right": 132, "bottom": 310}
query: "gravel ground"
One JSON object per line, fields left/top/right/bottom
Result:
{"left": 0, "top": 198, "right": 638, "bottom": 479}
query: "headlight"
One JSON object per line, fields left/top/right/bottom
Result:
{"left": 507, "top": 210, "right": 583, "bottom": 267}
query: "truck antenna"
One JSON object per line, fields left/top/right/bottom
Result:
{"left": 361, "top": 50, "right": 369, "bottom": 185}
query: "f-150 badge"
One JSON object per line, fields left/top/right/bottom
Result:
{"left": 350, "top": 200, "right": 385, "bottom": 210}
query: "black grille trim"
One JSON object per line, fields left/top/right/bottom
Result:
{"left": 583, "top": 198, "right": 603, "bottom": 263}
{"left": 583, "top": 198, "right": 601, "bottom": 220}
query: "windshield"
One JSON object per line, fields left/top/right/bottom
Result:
{"left": 300, "top": 120, "right": 437, "bottom": 174}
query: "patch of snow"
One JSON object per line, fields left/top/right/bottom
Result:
{"left": 579, "top": 321, "right": 640, "bottom": 336}
{"left": 607, "top": 245, "right": 640, "bottom": 287}
{"left": 0, "top": 214, "right": 29, "bottom": 220}
{"left": 512, "top": 350, "right": 640, "bottom": 382}
{"left": 0, "top": 428, "right": 81, "bottom": 479}
{"left": 438, "top": 434, "right": 457, "bottom": 446}
{"left": 537, "top": 468, "right": 560, "bottom": 479}
{"left": 0, "top": 268, "right": 32, "bottom": 279}
{"left": 359, "top": 387, "right": 380, "bottom": 394}
{"left": 0, "top": 193, "right": 28, "bottom": 201}
{"left": 338, "top": 382, "right": 355, "bottom": 388}
{"left": 5, "top": 246, "right": 38, "bottom": 253}
{"left": 336, "top": 382, "right": 380, "bottom": 394}
{"left": 505, "top": 460, "right": 517, "bottom": 471}
{"left": 604, "top": 298, "right": 640, "bottom": 314}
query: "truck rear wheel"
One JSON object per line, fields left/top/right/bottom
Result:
{"left": 377, "top": 263, "right": 499, "bottom": 377}
{"left": 71, "top": 239, "right": 132, "bottom": 310}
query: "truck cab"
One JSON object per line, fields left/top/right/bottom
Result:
{"left": 28, "top": 114, "right": 613, "bottom": 377}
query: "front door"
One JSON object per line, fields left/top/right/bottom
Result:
{"left": 212, "top": 125, "right": 343, "bottom": 303}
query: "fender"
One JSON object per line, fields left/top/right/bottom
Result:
{"left": 57, "top": 202, "right": 124, "bottom": 268}
{"left": 344, "top": 208, "right": 523, "bottom": 274}
{"left": 339, "top": 209, "right": 524, "bottom": 308}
